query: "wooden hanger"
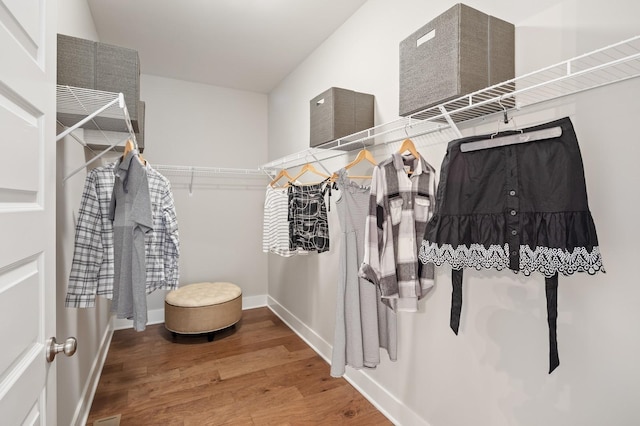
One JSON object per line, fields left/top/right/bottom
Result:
{"left": 331, "top": 148, "right": 377, "bottom": 181}
{"left": 269, "top": 169, "right": 294, "bottom": 187}
{"left": 122, "top": 138, "right": 145, "bottom": 165}
{"left": 398, "top": 138, "right": 420, "bottom": 159}
{"left": 291, "top": 163, "right": 330, "bottom": 183}
{"left": 123, "top": 138, "right": 135, "bottom": 157}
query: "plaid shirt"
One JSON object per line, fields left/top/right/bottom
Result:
{"left": 65, "top": 160, "right": 180, "bottom": 308}
{"left": 359, "top": 153, "right": 436, "bottom": 312}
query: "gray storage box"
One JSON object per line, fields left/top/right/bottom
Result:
{"left": 399, "top": 3, "right": 515, "bottom": 117}
{"left": 310, "top": 87, "right": 374, "bottom": 149}
{"left": 95, "top": 41, "right": 141, "bottom": 124}
{"left": 57, "top": 34, "right": 95, "bottom": 89}
{"left": 85, "top": 100, "right": 145, "bottom": 153}
{"left": 56, "top": 34, "right": 142, "bottom": 132}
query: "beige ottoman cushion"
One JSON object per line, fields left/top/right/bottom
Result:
{"left": 165, "top": 282, "right": 242, "bottom": 334}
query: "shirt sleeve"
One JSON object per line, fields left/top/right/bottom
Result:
{"left": 161, "top": 181, "right": 180, "bottom": 289}
{"left": 359, "top": 165, "right": 384, "bottom": 287}
{"left": 65, "top": 171, "right": 103, "bottom": 308}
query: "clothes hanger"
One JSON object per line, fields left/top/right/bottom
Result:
{"left": 122, "top": 138, "right": 146, "bottom": 165}
{"left": 291, "top": 163, "right": 330, "bottom": 183}
{"left": 397, "top": 135, "right": 421, "bottom": 175}
{"left": 331, "top": 148, "right": 377, "bottom": 181}
{"left": 397, "top": 138, "right": 420, "bottom": 159}
{"left": 269, "top": 169, "right": 294, "bottom": 188}
{"left": 460, "top": 101, "right": 563, "bottom": 152}
{"left": 123, "top": 138, "right": 135, "bottom": 157}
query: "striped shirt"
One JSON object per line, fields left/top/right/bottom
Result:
{"left": 359, "top": 153, "right": 436, "bottom": 312}
{"left": 65, "top": 160, "right": 180, "bottom": 308}
{"left": 262, "top": 185, "right": 307, "bottom": 257}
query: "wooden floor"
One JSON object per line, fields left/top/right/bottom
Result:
{"left": 87, "top": 307, "right": 393, "bottom": 425}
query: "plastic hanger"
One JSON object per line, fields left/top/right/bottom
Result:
{"left": 269, "top": 169, "right": 294, "bottom": 188}
{"left": 331, "top": 148, "right": 377, "bottom": 181}
{"left": 291, "top": 163, "right": 330, "bottom": 183}
{"left": 460, "top": 102, "right": 563, "bottom": 152}
{"left": 460, "top": 126, "right": 563, "bottom": 152}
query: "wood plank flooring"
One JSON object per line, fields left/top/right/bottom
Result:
{"left": 87, "top": 307, "right": 393, "bottom": 425}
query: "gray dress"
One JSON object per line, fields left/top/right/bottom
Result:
{"left": 330, "top": 168, "right": 397, "bottom": 377}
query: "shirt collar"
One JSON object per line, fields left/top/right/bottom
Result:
{"left": 391, "top": 152, "right": 424, "bottom": 176}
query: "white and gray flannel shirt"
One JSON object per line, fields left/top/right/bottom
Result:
{"left": 66, "top": 160, "right": 180, "bottom": 308}
{"left": 359, "top": 152, "right": 436, "bottom": 312}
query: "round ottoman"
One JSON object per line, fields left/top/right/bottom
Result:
{"left": 164, "top": 282, "right": 242, "bottom": 341}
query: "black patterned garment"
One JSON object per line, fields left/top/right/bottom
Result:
{"left": 419, "top": 116, "right": 604, "bottom": 373}
{"left": 288, "top": 181, "right": 330, "bottom": 253}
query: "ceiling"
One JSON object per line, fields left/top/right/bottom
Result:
{"left": 86, "top": 0, "right": 368, "bottom": 93}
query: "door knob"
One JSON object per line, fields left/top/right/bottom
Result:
{"left": 46, "top": 337, "right": 77, "bottom": 362}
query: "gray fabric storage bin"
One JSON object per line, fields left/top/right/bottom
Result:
{"left": 310, "top": 87, "right": 374, "bottom": 149}
{"left": 95, "top": 41, "right": 141, "bottom": 124}
{"left": 399, "top": 3, "right": 515, "bottom": 117}
{"left": 85, "top": 100, "right": 145, "bottom": 153}
{"left": 56, "top": 34, "right": 142, "bottom": 133}
{"left": 57, "top": 34, "right": 95, "bottom": 89}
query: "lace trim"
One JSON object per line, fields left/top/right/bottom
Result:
{"left": 418, "top": 242, "right": 605, "bottom": 277}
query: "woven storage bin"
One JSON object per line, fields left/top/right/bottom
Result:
{"left": 399, "top": 3, "right": 514, "bottom": 117}
{"left": 56, "top": 34, "right": 142, "bottom": 133}
{"left": 310, "top": 87, "right": 374, "bottom": 149}
{"left": 95, "top": 41, "right": 141, "bottom": 124}
{"left": 57, "top": 34, "right": 95, "bottom": 89}
{"left": 84, "top": 101, "right": 145, "bottom": 153}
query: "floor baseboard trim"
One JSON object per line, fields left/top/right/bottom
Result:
{"left": 267, "top": 296, "right": 429, "bottom": 426}
{"left": 72, "top": 321, "right": 114, "bottom": 426}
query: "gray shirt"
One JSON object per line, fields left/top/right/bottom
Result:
{"left": 109, "top": 150, "right": 153, "bottom": 331}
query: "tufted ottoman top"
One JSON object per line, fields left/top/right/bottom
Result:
{"left": 165, "top": 282, "right": 242, "bottom": 307}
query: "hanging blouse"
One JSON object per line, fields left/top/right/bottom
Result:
{"left": 288, "top": 181, "right": 330, "bottom": 253}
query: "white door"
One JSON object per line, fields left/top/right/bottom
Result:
{"left": 0, "top": 0, "right": 58, "bottom": 424}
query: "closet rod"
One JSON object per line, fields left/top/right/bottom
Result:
{"left": 153, "top": 164, "right": 274, "bottom": 177}
{"left": 261, "top": 120, "right": 451, "bottom": 171}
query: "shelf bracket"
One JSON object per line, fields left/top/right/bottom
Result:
{"left": 438, "top": 106, "right": 462, "bottom": 138}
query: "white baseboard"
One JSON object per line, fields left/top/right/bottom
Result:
{"left": 72, "top": 321, "right": 114, "bottom": 426}
{"left": 113, "top": 294, "right": 269, "bottom": 330}
{"left": 267, "top": 296, "right": 429, "bottom": 426}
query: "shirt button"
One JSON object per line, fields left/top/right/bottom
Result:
{"left": 511, "top": 229, "right": 517, "bottom": 236}
{"left": 510, "top": 210, "right": 517, "bottom": 216}
{"left": 511, "top": 250, "right": 517, "bottom": 256}
{"left": 509, "top": 190, "right": 516, "bottom": 196}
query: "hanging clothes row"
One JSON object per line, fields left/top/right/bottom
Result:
{"left": 66, "top": 141, "right": 180, "bottom": 332}
{"left": 262, "top": 162, "right": 332, "bottom": 256}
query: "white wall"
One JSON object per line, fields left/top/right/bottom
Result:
{"left": 267, "top": 1, "right": 640, "bottom": 425}
{"left": 138, "top": 74, "right": 269, "bottom": 314}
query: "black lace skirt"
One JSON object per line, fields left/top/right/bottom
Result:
{"left": 419, "top": 116, "right": 604, "bottom": 276}
{"left": 418, "top": 116, "right": 605, "bottom": 373}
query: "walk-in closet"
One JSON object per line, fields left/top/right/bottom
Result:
{"left": 1, "top": 0, "right": 639, "bottom": 425}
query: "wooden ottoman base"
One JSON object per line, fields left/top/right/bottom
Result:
{"left": 164, "top": 282, "right": 242, "bottom": 340}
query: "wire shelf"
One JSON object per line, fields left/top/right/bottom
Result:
{"left": 261, "top": 34, "right": 640, "bottom": 171}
